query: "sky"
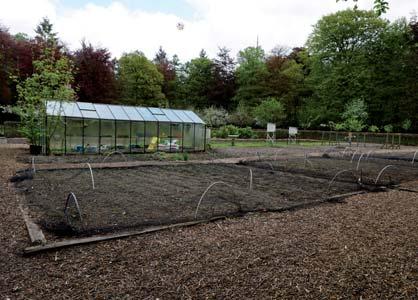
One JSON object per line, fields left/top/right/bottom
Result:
{"left": 0, "top": 0, "right": 416, "bottom": 61}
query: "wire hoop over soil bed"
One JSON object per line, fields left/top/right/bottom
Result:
{"left": 14, "top": 149, "right": 418, "bottom": 241}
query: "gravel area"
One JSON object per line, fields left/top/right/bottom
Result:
{"left": 1, "top": 146, "right": 417, "bottom": 299}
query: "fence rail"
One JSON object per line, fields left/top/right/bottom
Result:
{"left": 249, "top": 129, "right": 418, "bottom": 147}
{"left": 0, "top": 121, "right": 22, "bottom": 138}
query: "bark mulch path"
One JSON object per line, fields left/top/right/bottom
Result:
{"left": 1, "top": 147, "right": 417, "bottom": 299}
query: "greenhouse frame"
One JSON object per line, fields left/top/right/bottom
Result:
{"left": 45, "top": 100, "right": 206, "bottom": 155}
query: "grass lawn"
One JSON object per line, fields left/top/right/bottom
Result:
{"left": 209, "top": 139, "right": 323, "bottom": 148}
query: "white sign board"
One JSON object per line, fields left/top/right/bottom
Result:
{"left": 206, "top": 128, "right": 211, "bottom": 138}
{"left": 267, "top": 123, "right": 276, "bottom": 133}
{"left": 289, "top": 127, "right": 298, "bottom": 136}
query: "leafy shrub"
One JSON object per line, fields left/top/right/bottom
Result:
{"left": 237, "top": 127, "right": 254, "bottom": 138}
{"left": 383, "top": 124, "right": 393, "bottom": 133}
{"left": 402, "top": 119, "right": 411, "bottom": 131}
{"left": 214, "top": 124, "right": 239, "bottom": 138}
{"left": 227, "top": 103, "right": 254, "bottom": 127}
{"left": 199, "top": 106, "right": 228, "bottom": 128}
{"left": 368, "top": 125, "right": 379, "bottom": 133}
{"left": 341, "top": 98, "right": 368, "bottom": 132}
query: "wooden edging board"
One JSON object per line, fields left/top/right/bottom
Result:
{"left": 23, "top": 190, "right": 366, "bottom": 255}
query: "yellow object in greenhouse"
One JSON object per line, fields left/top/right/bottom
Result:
{"left": 147, "top": 137, "right": 158, "bottom": 151}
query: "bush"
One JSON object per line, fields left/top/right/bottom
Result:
{"left": 213, "top": 125, "right": 255, "bottom": 139}
{"left": 384, "top": 124, "right": 393, "bottom": 133}
{"left": 227, "top": 103, "right": 254, "bottom": 127}
{"left": 199, "top": 106, "right": 228, "bottom": 128}
{"left": 368, "top": 125, "right": 379, "bottom": 133}
{"left": 213, "top": 124, "right": 239, "bottom": 138}
{"left": 402, "top": 119, "right": 411, "bottom": 132}
{"left": 237, "top": 126, "right": 254, "bottom": 138}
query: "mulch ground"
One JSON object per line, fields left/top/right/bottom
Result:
{"left": 1, "top": 147, "right": 417, "bottom": 299}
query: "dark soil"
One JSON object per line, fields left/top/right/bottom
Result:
{"left": 17, "top": 163, "right": 359, "bottom": 237}
{"left": 16, "top": 149, "right": 234, "bottom": 165}
{"left": 243, "top": 155, "right": 418, "bottom": 186}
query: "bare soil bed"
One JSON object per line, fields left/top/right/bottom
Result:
{"left": 16, "top": 149, "right": 232, "bottom": 164}
{"left": 16, "top": 163, "right": 359, "bottom": 238}
{"left": 243, "top": 155, "right": 418, "bottom": 185}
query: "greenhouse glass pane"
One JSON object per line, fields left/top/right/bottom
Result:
{"left": 172, "top": 110, "right": 193, "bottom": 123}
{"left": 116, "top": 121, "right": 130, "bottom": 152}
{"left": 46, "top": 101, "right": 63, "bottom": 116}
{"left": 162, "top": 109, "right": 182, "bottom": 123}
{"left": 62, "top": 102, "right": 82, "bottom": 118}
{"left": 84, "top": 119, "right": 100, "bottom": 153}
{"left": 66, "top": 118, "right": 83, "bottom": 153}
{"left": 194, "top": 124, "right": 205, "bottom": 151}
{"left": 94, "top": 104, "right": 115, "bottom": 120}
{"left": 80, "top": 109, "right": 99, "bottom": 119}
{"left": 123, "top": 106, "right": 144, "bottom": 121}
{"left": 158, "top": 122, "right": 171, "bottom": 152}
{"left": 145, "top": 122, "right": 158, "bottom": 152}
{"left": 136, "top": 107, "right": 157, "bottom": 121}
{"left": 183, "top": 123, "right": 194, "bottom": 151}
{"left": 77, "top": 102, "right": 95, "bottom": 110}
{"left": 149, "top": 107, "right": 164, "bottom": 115}
{"left": 184, "top": 110, "right": 204, "bottom": 124}
{"left": 154, "top": 114, "right": 170, "bottom": 122}
{"left": 100, "top": 120, "right": 115, "bottom": 151}
{"left": 170, "top": 123, "right": 182, "bottom": 152}
{"left": 108, "top": 105, "right": 130, "bottom": 120}
{"left": 131, "top": 122, "right": 145, "bottom": 153}
{"left": 48, "top": 116, "right": 65, "bottom": 154}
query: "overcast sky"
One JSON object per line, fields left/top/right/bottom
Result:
{"left": 0, "top": 0, "right": 416, "bottom": 61}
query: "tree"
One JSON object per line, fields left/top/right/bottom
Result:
{"left": 35, "top": 17, "right": 58, "bottom": 48}
{"left": 14, "top": 20, "right": 75, "bottom": 149}
{"left": 208, "top": 47, "right": 236, "bottom": 109}
{"left": 403, "top": 16, "right": 418, "bottom": 131}
{"left": 265, "top": 48, "right": 304, "bottom": 125}
{"left": 0, "top": 26, "right": 36, "bottom": 107}
{"left": 182, "top": 50, "right": 214, "bottom": 109}
{"left": 253, "top": 97, "right": 286, "bottom": 127}
{"left": 336, "top": 0, "right": 389, "bottom": 15}
{"left": 73, "top": 41, "right": 117, "bottom": 103}
{"left": 305, "top": 9, "right": 391, "bottom": 126}
{"left": 234, "top": 46, "right": 270, "bottom": 108}
{"left": 117, "top": 51, "right": 165, "bottom": 107}
{"left": 153, "top": 46, "right": 176, "bottom": 106}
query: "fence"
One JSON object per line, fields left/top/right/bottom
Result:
{"left": 251, "top": 129, "right": 418, "bottom": 147}
{"left": 0, "top": 121, "right": 22, "bottom": 138}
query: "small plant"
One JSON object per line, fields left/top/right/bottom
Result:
{"left": 334, "top": 123, "right": 345, "bottom": 131}
{"left": 402, "top": 119, "right": 411, "bottom": 132}
{"left": 152, "top": 151, "right": 167, "bottom": 160}
{"left": 183, "top": 152, "right": 189, "bottom": 161}
{"left": 368, "top": 125, "right": 379, "bottom": 133}
{"left": 383, "top": 124, "right": 393, "bottom": 133}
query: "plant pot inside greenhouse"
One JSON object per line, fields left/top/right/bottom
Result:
{"left": 29, "top": 145, "right": 42, "bottom": 155}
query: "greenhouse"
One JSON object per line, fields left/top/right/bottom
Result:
{"left": 45, "top": 100, "right": 206, "bottom": 154}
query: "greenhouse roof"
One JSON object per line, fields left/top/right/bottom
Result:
{"left": 46, "top": 100, "right": 204, "bottom": 124}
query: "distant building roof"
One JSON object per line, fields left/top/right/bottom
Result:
{"left": 46, "top": 100, "right": 204, "bottom": 124}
